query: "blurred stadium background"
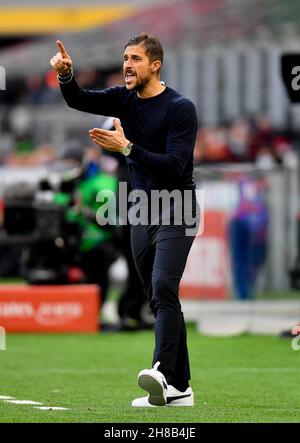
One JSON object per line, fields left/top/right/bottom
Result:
{"left": 0, "top": 0, "right": 300, "bottom": 423}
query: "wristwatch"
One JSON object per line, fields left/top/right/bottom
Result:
{"left": 122, "top": 142, "right": 133, "bottom": 156}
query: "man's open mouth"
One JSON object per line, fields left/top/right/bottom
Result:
{"left": 125, "top": 73, "right": 136, "bottom": 82}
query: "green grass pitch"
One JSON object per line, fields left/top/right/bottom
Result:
{"left": 0, "top": 325, "right": 299, "bottom": 423}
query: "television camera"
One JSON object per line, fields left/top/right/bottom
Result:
{"left": 1, "top": 168, "right": 83, "bottom": 284}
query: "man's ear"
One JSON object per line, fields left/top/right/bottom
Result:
{"left": 151, "top": 60, "right": 161, "bottom": 74}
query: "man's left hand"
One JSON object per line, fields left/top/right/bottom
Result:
{"left": 89, "top": 119, "right": 129, "bottom": 152}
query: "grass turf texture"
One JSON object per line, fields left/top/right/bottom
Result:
{"left": 0, "top": 325, "right": 299, "bottom": 423}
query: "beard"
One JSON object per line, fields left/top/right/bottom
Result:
{"left": 132, "top": 70, "right": 152, "bottom": 92}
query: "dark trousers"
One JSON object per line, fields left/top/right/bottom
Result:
{"left": 117, "top": 223, "right": 147, "bottom": 322}
{"left": 131, "top": 222, "right": 197, "bottom": 391}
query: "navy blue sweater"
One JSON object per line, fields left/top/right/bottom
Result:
{"left": 60, "top": 77, "right": 198, "bottom": 193}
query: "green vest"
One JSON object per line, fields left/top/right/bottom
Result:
{"left": 54, "top": 172, "right": 118, "bottom": 252}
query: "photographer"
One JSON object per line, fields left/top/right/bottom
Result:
{"left": 54, "top": 142, "right": 119, "bottom": 307}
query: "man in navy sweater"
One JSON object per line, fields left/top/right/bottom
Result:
{"left": 51, "top": 33, "right": 199, "bottom": 407}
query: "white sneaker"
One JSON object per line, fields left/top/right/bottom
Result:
{"left": 137, "top": 362, "right": 168, "bottom": 406}
{"left": 166, "top": 385, "right": 194, "bottom": 406}
{"left": 132, "top": 384, "right": 194, "bottom": 407}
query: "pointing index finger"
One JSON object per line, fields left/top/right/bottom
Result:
{"left": 56, "top": 40, "right": 68, "bottom": 58}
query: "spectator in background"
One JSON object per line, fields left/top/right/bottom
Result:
{"left": 23, "top": 74, "right": 44, "bottom": 105}
{"left": 37, "top": 70, "right": 62, "bottom": 104}
{"left": 228, "top": 176, "right": 269, "bottom": 300}
{"left": 227, "top": 118, "right": 251, "bottom": 162}
{"left": 194, "top": 126, "right": 230, "bottom": 163}
{"left": 193, "top": 114, "right": 296, "bottom": 166}
{"left": 76, "top": 67, "right": 100, "bottom": 89}
{"left": 22, "top": 67, "right": 101, "bottom": 106}
{"left": 249, "top": 114, "right": 276, "bottom": 161}
{"left": 250, "top": 114, "right": 296, "bottom": 167}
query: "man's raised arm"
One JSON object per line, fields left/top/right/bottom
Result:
{"left": 50, "top": 40, "right": 122, "bottom": 117}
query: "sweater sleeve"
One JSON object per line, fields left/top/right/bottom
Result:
{"left": 129, "top": 98, "right": 197, "bottom": 182}
{"left": 59, "top": 75, "right": 123, "bottom": 117}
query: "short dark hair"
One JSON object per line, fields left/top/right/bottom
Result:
{"left": 125, "top": 33, "right": 164, "bottom": 66}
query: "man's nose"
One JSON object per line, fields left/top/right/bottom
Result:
{"left": 124, "top": 59, "right": 133, "bottom": 69}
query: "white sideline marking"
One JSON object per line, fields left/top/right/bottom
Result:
{"left": 5, "top": 400, "right": 43, "bottom": 405}
{"left": 0, "top": 395, "right": 69, "bottom": 411}
{"left": 35, "top": 407, "right": 70, "bottom": 411}
{"left": 0, "top": 396, "right": 70, "bottom": 411}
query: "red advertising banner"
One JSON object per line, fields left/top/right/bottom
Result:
{"left": 180, "top": 210, "right": 229, "bottom": 299}
{"left": 0, "top": 284, "right": 99, "bottom": 332}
